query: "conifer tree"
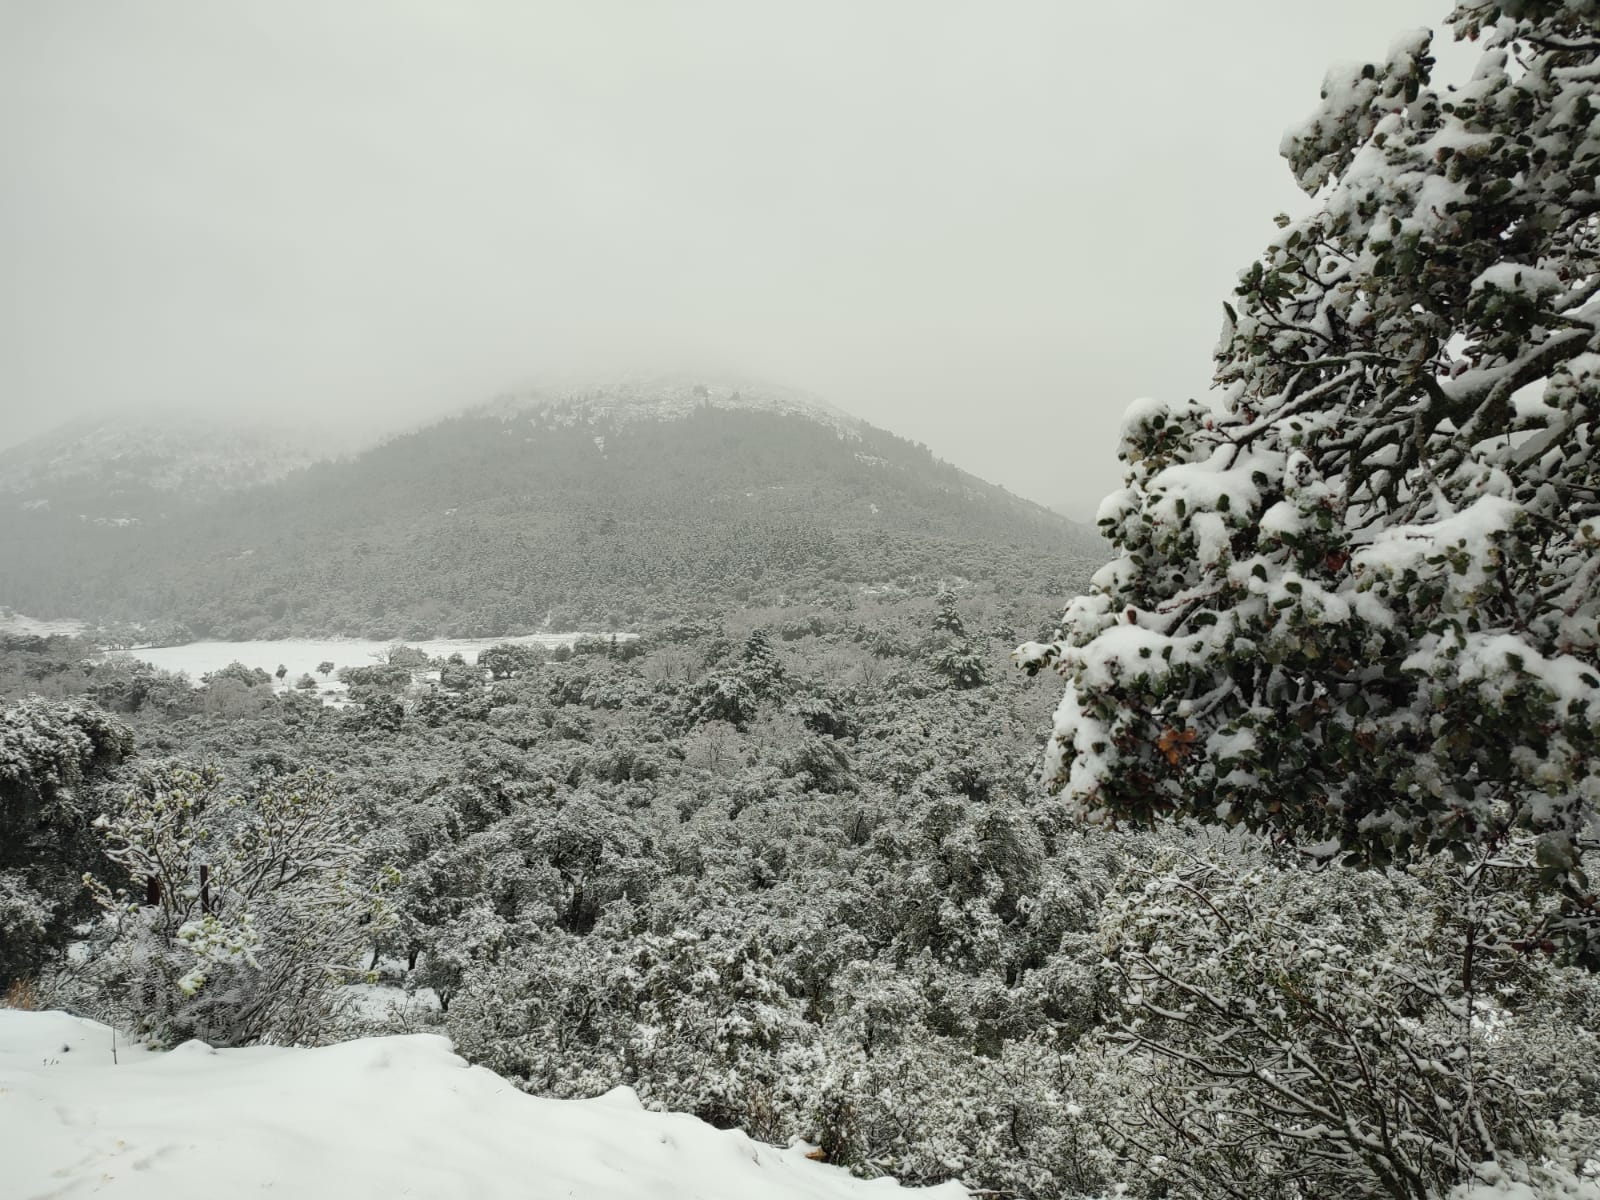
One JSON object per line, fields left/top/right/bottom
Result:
{"left": 1021, "top": 4, "right": 1600, "bottom": 947}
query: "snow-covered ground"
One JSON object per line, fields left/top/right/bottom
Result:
{"left": 106, "top": 633, "right": 635, "bottom": 693}
{"left": 0, "top": 611, "right": 90, "bottom": 637}
{"left": 0, "top": 1009, "right": 966, "bottom": 1200}
{"left": 340, "top": 981, "right": 444, "bottom": 1030}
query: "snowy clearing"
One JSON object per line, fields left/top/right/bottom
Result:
{"left": 0, "top": 611, "right": 90, "bottom": 638}
{"left": 0, "top": 1009, "right": 967, "bottom": 1200}
{"left": 103, "top": 632, "right": 635, "bottom": 692}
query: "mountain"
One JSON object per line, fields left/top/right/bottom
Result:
{"left": 0, "top": 382, "right": 1098, "bottom": 638}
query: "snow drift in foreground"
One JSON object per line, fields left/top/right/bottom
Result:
{"left": 0, "top": 1010, "right": 967, "bottom": 1200}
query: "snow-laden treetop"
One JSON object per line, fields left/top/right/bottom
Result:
{"left": 1021, "top": 2, "right": 1600, "bottom": 951}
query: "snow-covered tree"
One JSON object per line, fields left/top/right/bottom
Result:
{"left": 1020, "top": 7, "right": 1600, "bottom": 949}
{"left": 78, "top": 764, "right": 392, "bottom": 1046}
{"left": 478, "top": 642, "right": 540, "bottom": 680}
{"left": 0, "top": 699, "right": 132, "bottom": 987}
{"left": 932, "top": 585, "right": 967, "bottom": 636}
{"left": 201, "top": 661, "right": 272, "bottom": 690}
{"left": 929, "top": 585, "right": 990, "bottom": 690}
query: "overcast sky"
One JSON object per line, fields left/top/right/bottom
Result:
{"left": 3, "top": 1, "right": 1468, "bottom": 517}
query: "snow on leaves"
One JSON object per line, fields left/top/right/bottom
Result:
{"left": 81, "top": 765, "right": 394, "bottom": 1047}
{"left": 1094, "top": 842, "right": 1600, "bottom": 1199}
{"left": 1025, "top": 7, "right": 1600, "bottom": 953}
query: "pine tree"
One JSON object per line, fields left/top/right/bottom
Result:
{"left": 931, "top": 585, "right": 989, "bottom": 690}
{"left": 1021, "top": 6, "right": 1600, "bottom": 948}
{"left": 932, "top": 585, "right": 967, "bottom": 636}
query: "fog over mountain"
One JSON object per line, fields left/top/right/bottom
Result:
{"left": 0, "top": 379, "right": 1103, "bottom": 638}
{"left": 3, "top": 0, "right": 1460, "bottom": 519}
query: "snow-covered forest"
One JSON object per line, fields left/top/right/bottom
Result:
{"left": 5, "top": 2, "right": 1600, "bottom": 1197}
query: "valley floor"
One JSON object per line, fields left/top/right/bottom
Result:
{"left": 0, "top": 1009, "right": 967, "bottom": 1200}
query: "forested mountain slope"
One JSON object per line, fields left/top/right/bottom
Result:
{"left": 0, "top": 384, "right": 1100, "bottom": 638}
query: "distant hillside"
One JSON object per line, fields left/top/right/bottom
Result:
{"left": 474, "top": 377, "right": 865, "bottom": 438}
{"left": 0, "top": 410, "right": 338, "bottom": 523}
{"left": 1049, "top": 503, "right": 1111, "bottom": 555}
{"left": 0, "top": 383, "right": 1099, "bottom": 638}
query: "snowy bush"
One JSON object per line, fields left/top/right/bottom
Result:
{"left": 1089, "top": 841, "right": 1600, "bottom": 1199}
{"left": 73, "top": 764, "right": 393, "bottom": 1047}
{"left": 0, "top": 698, "right": 132, "bottom": 987}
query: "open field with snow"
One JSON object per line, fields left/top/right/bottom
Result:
{"left": 105, "top": 632, "right": 634, "bottom": 691}
{"left": 0, "top": 1009, "right": 965, "bottom": 1200}
{"left": 0, "top": 611, "right": 90, "bottom": 638}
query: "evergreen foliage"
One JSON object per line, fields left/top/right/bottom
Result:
{"left": 0, "top": 698, "right": 133, "bottom": 987}
{"left": 5, "top": 578, "right": 1598, "bottom": 1195}
{"left": 1021, "top": 4, "right": 1600, "bottom": 954}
